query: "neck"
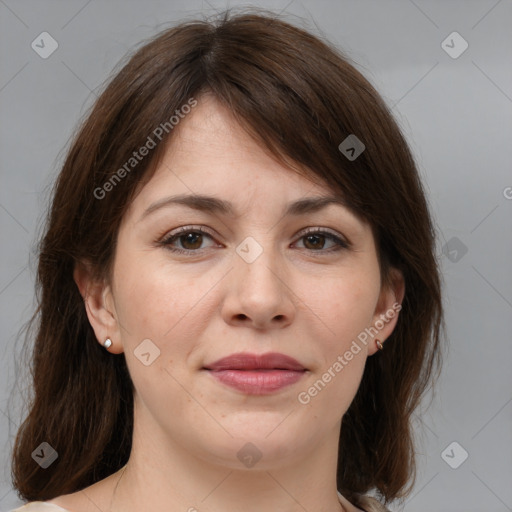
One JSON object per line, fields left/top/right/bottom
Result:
{"left": 108, "top": 400, "right": 346, "bottom": 512}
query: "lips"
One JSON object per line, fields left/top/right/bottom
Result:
{"left": 203, "top": 352, "right": 307, "bottom": 395}
{"left": 204, "top": 352, "right": 306, "bottom": 372}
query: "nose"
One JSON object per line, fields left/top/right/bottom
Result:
{"left": 221, "top": 242, "right": 296, "bottom": 330}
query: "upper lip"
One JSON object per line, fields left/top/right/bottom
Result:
{"left": 204, "top": 352, "right": 306, "bottom": 371}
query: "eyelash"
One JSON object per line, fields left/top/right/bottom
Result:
{"left": 158, "top": 225, "right": 350, "bottom": 256}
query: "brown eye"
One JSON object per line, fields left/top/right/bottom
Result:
{"left": 159, "top": 226, "right": 349, "bottom": 256}
{"left": 295, "top": 229, "right": 349, "bottom": 253}
{"left": 177, "top": 232, "right": 204, "bottom": 250}
{"left": 303, "top": 233, "right": 327, "bottom": 250}
{"left": 160, "top": 227, "right": 218, "bottom": 255}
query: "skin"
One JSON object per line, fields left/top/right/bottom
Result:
{"left": 59, "top": 94, "right": 404, "bottom": 512}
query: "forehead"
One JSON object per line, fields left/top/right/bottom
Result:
{"left": 129, "top": 95, "right": 339, "bottom": 214}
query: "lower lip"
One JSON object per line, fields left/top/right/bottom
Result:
{"left": 206, "top": 369, "right": 306, "bottom": 395}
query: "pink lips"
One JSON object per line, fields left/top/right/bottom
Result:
{"left": 203, "top": 352, "right": 307, "bottom": 395}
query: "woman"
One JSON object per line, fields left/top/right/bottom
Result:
{"left": 9, "top": 9, "right": 443, "bottom": 512}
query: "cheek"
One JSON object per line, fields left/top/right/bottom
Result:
{"left": 112, "top": 248, "right": 190, "bottom": 336}
{"left": 299, "top": 278, "right": 376, "bottom": 418}
{"left": 111, "top": 248, "right": 222, "bottom": 374}
{"left": 315, "top": 270, "right": 380, "bottom": 348}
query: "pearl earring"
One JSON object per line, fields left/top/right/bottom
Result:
{"left": 103, "top": 338, "right": 112, "bottom": 349}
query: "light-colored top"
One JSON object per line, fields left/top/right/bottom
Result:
{"left": 9, "top": 492, "right": 390, "bottom": 511}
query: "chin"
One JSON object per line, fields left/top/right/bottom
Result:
{"left": 191, "top": 424, "right": 308, "bottom": 469}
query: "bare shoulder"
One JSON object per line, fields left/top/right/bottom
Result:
{"left": 40, "top": 466, "right": 125, "bottom": 512}
{"left": 9, "top": 502, "right": 71, "bottom": 512}
{"left": 43, "top": 488, "right": 109, "bottom": 512}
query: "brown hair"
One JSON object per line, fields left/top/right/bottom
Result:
{"left": 10, "top": 8, "right": 444, "bottom": 508}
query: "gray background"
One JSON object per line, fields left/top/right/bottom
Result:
{"left": 1, "top": 1, "right": 511, "bottom": 511}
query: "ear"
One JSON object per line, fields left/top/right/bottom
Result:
{"left": 73, "top": 260, "right": 124, "bottom": 354}
{"left": 367, "top": 267, "right": 405, "bottom": 356}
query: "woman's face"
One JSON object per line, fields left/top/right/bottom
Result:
{"left": 82, "top": 94, "right": 402, "bottom": 470}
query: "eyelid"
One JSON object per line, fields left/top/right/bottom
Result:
{"left": 158, "top": 225, "right": 220, "bottom": 246}
{"left": 295, "top": 226, "right": 351, "bottom": 247}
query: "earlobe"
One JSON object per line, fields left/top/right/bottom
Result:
{"left": 73, "top": 261, "right": 123, "bottom": 353}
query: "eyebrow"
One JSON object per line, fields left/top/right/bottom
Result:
{"left": 139, "top": 193, "right": 348, "bottom": 221}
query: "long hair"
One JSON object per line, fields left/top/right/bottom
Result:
{"left": 10, "top": 8, "right": 444, "bottom": 508}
